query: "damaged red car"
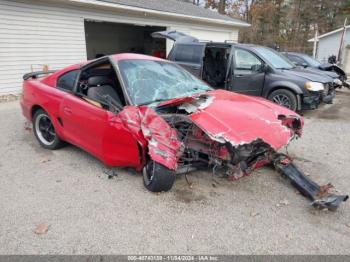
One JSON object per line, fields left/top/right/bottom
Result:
{"left": 21, "top": 54, "right": 348, "bottom": 210}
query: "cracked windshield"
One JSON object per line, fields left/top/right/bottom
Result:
{"left": 118, "top": 59, "right": 212, "bottom": 105}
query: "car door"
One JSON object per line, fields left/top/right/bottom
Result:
{"left": 151, "top": 30, "right": 205, "bottom": 77}
{"left": 59, "top": 93, "right": 108, "bottom": 159}
{"left": 230, "top": 47, "right": 266, "bottom": 96}
{"left": 171, "top": 43, "right": 206, "bottom": 77}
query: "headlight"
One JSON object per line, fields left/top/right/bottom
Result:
{"left": 304, "top": 82, "right": 324, "bottom": 91}
{"left": 333, "top": 79, "right": 342, "bottom": 85}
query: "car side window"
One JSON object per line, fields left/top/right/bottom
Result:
{"left": 234, "top": 49, "right": 262, "bottom": 71}
{"left": 174, "top": 44, "right": 204, "bottom": 64}
{"left": 57, "top": 70, "right": 79, "bottom": 92}
{"left": 288, "top": 55, "right": 305, "bottom": 66}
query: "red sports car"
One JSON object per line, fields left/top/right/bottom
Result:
{"left": 21, "top": 54, "right": 347, "bottom": 210}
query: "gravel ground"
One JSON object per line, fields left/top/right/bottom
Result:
{"left": 0, "top": 90, "right": 349, "bottom": 255}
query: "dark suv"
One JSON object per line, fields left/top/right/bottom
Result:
{"left": 152, "top": 31, "right": 336, "bottom": 111}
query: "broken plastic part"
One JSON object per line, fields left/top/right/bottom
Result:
{"left": 273, "top": 154, "right": 348, "bottom": 211}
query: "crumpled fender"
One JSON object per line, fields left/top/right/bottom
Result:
{"left": 119, "top": 106, "right": 182, "bottom": 170}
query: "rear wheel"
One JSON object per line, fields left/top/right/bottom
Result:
{"left": 33, "top": 109, "right": 65, "bottom": 150}
{"left": 143, "top": 161, "right": 176, "bottom": 192}
{"left": 268, "top": 89, "right": 297, "bottom": 111}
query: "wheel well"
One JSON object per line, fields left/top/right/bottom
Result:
{"left": 31, "top": 105, "right": 44, "bottom": 118}
{"left": 267, "top": 87, "right": 297, "bottom": 97}
{"left": 267, "top": 87, "right": 301, "bottom": 110}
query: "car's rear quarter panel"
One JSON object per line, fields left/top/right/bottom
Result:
{"left": 21, "top": 77, "right": 66, "bottom": 140}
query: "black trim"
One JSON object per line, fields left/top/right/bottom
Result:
{"left": 23, "top": 70, "right": 56, "bottom": 80}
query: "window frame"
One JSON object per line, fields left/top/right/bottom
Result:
{"left": 56, "top": 69, "right": 80, "bottom": 93}
{"left": 233, "top": 47, "right": 264, "bottom": 72}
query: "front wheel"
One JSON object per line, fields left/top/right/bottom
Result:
{"left": 143, "top": 161, "right": 176, "bottom": 192}
{"left": 268, "top": 89, "right": 298, "bottom": 111}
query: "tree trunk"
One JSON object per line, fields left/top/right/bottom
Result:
{"left": 218, "top": 0, "right": 226, "bottom": 14}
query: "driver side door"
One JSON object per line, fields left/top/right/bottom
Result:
{"left": 230, "top": 48, "right": 265, "bottom": 96}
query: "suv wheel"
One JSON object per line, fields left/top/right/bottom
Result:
{"left": 143, "top": 161, "right": 176, "bottom": 192}
{"left": 33, "top": 109, "right": 65, "bottom": 150}
{"left": 268, "top": 89, "right": 297, "bottom": 111}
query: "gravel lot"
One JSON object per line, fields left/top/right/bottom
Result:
{"left": 0, "top": 90, "right": 350, "bottom": 255}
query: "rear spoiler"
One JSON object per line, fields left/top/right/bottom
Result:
{"left": 23, "top": 70, "right": 56, "bottom": 80}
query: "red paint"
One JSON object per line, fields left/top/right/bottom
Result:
{"left": 119, "top": 106, "right": 182, "bottom": 170}
{"left": 21, "top": 53, "right": 303, "bottom": 173}
{"left": 188, "top": 90, "right": 303, "bottom": 150}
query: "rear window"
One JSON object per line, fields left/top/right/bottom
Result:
{"left": 174, "top": 44, "right": 204, "bottom": 64}
{"left": 57, "top": 70, "right": 79, "bottom": 91}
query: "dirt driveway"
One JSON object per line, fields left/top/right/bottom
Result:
{"left": 0, "top": 90, "right": 349, "bottom": 254}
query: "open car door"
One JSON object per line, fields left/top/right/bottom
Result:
{"left": 151, "top": 30, "right": 205, "bottom": 77}
{"left": 151, "top": 30, "right": 199, "bottom": 43}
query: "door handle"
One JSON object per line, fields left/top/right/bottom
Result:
{"left": 235, "top": 74, "right": 245, "bottom": 78}
{"left": 63, "top": 107, "right": 72, "bottom": 115}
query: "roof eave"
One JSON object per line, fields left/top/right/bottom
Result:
{"left": 67, "top": 0, "right": 251, "bottom": 27}
{"left": 308, "top": 25, "right": 349, "bottom": 42}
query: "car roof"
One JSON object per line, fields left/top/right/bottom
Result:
{"left": 110, "top": 53, "right": 165, "bottom": 62}
{"left": 205, "top": 42, "right": 268, "bottom": 50}
{"left": 283, "top": 52, "right": 305, "bottom": 56}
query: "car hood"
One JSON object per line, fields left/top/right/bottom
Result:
{"left": 319, "top": 63, "right": 346, "bottom": 77}
{"left": 302, "top": 67, "right": 339, "bottom": 79}
{"left": 164, "top": 90, "right": 303, "bottom": 150}
{"left": 281, "top": 68, "right": 333, "bottom": 83}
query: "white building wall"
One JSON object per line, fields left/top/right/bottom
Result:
{"left": 0, "top": 0, "right": 241, "bottom": 95}
{"left": 317, "top": 31, "right": 350, "bottom": 63}
{"left": 0, "top": 0, "right": 87, "bottom": 94}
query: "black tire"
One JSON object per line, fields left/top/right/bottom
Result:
{"left": 268, "top": 89, "right": 298, "bottom": 111}
{"left": 143, "top": 161, "right": 176, "bottom": 192}
{"left": 33, "top": 109, "right": 65, "bottom": 150}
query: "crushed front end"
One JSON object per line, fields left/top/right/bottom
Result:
{"left": 155, "top": 90, "right": 347, "bottom": 210}
{"left": 118, "top": 89, "right": 347, "bottom": 210}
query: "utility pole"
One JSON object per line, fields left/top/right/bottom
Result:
{"left": 313, "top": 25, "right": 318, "bottom": 59}
{"left": 337, "top": 17, "right": 348, "bottom": 65}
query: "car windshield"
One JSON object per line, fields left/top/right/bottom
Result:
{"left": 255, "top": 47, "right": 295, "bottom": 69}
{"left": 118, "top": 59, "right": 212, "bottom": 105}
{"left": 302, "top": 55, "right": 321, "bottom": 67}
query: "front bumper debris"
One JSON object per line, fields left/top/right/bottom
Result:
{"left": 273, "top": 154, "right": 348, "bottom": 211}
{"left": 302, "top": 86, "right": 336, "bottom": 110}
{"left": 322, "top": 87, "right": 336, "bottom": 104}
{"left": 344, "top": 80, "right": 350, "bottom": 88}
{"left": 302, "top": 93, "right": 320, "bottom": 110}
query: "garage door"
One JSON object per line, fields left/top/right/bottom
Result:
{"left": 84, "top": 20, "right": 166, "bottom": 60}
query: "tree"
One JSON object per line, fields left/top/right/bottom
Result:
{"left": 193, "top": 0, "right": 349, "bottom": 54}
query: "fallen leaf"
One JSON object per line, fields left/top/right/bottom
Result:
{"left": 34, "top": 223, "right": 50, "bottom": 235}
{"left": 286, "top": 234, "right": 293, "bottom": 240}
{"left": 250, "top": 211, "right": 260, "bottom": 217}
{"left": 280, "top": 199, "right": 289, "bottom": 206}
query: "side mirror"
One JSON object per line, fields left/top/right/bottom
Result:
{"left": 251, "top": 64, "right": 266, "bottom": 72}
{"left": 302, "top": 63, "right": 308, "bottom": 68}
